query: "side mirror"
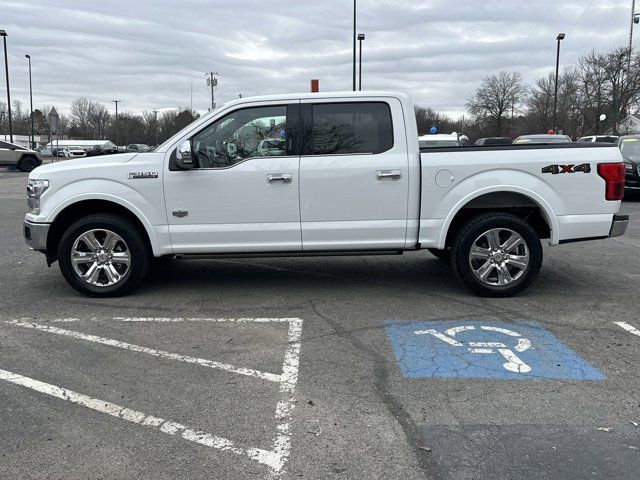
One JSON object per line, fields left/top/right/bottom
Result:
{"left": 175, "top": 140, "right": 194, "bottom": 169}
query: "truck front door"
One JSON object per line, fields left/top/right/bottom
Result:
{"left": 164, "top": 103, "right": 301, "bottom": 254}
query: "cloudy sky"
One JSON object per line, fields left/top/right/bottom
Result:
{"left": 1, "top": 0, "right": 636, "bottom": 118}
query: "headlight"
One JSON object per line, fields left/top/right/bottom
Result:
{"left": 625, "top": 163, "right": 633, "bottom": 171}
{"left": 27, "top": 179, "right": 49, "bottom": 214}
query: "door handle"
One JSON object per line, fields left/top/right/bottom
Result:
{"left": 267, "top": 174, "right": 293, "bottom": 184}
{"left": 377, "top": 170, "right": 402, "bottom": 180}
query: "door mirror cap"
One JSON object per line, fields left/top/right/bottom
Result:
{"left": 175, "top": 140, "right": 194, "bottom": 169}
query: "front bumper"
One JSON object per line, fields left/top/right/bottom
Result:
{"left": 609, "top": 214, "right": 629, "bottom": 238}
{"left": 24, "top": 220, "right": 50, "bottom": 252}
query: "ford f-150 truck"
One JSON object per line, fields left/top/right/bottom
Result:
{"left": 23, "top": 91, "right": 629, "bottom": 297}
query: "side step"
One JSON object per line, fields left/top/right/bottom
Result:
{"left": 173, "top": 250, "right": 404, "bottom": 260}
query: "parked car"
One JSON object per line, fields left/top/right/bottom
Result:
{"left": 418, "top": 133, "right": 461, "bottom": 148}
{"left": 24, "top": 91, "right": 627, "bottom": 298}
{"left": 475, "top": 137, "right": 512, "bottom": 146}
{"left": 65, "top": 147, "right": 87, "bottom": 158}
{"left": 126, "top": 144, "right": 151, "bottom": 153}
{"left": 0, "top": 140, "right": 42, "bottom": 172}
{"left": 514, "top": 134, "right": 572, "bottom": 144}
{"left": 577, "top": 135, "right": 619, "bottom": 144}
{"left": 618, "top": 135, "right": 640, "bottom": 192}
{"left": 85, "top": 144, "right": 119, "bottom": 157}
{"left": 256, "top": 138, "right": 286, "bottom": 156}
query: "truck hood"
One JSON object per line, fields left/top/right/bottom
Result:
{"left": 30, "top": 153, "right": 138, "bottom": 178}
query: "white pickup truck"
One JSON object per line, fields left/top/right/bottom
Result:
{"left": 24, "top": 91, "right": 628, "bottom": 297}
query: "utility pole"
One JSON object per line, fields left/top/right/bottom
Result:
{"left": 206, "top": 71, "right": 218, "bottom": 111}
{"left": 112, "top": 100, "right": 121, "bottom": 147}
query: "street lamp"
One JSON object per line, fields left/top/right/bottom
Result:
{"left": 357, "top": 33, "right": 365, "bottom": 91}
{"left": 0, "top": 29, "right": 12, "bottom": 143}
{"left": 25, "top": 54, "right": 34, "bottom": 149}
{"left": 552, "top": 33, "right": 565, "bottom": 134}
{"left": 112, "top": 100, "right": 121, "bottom": 147}
{"left": 352, "top": 0, "right": 357, "bottom": 91}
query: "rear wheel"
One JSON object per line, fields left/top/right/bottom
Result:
{"left": 58, "top": 214, "right": 150, "bottom": 297}
{"left": 18, "top": 155, "right": 40, "bottom": 172}
{"left": 451, "top": 213, "right": 542, "bottom": 297}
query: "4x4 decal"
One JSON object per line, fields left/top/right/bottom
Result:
{"left": 541, "top": 163, "right": 591, "bottom": 174}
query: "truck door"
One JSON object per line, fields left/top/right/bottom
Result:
{"left": 298, "top": 98, "right": 409, "bottom": 250}
{"left": 164, "top": 102, "right": 302, "bottom": 254}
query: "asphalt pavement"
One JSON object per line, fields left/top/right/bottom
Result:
{"left": 1, "top": 169, "right": 639, "bottom": 479}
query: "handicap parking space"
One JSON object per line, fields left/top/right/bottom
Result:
{"left": 2, "top": 176, "right": 640, "bottom": 479}
{"left": 385, "top": 320, "right": 604, "bottom": 380}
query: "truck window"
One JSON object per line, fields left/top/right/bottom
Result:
{"left": 190, "top": 105, "right": 288, "bottom": 168}
{"left": 310, "top": 102, "right": 393, "bottom": 155}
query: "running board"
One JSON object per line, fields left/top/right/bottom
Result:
{"left": 173, "top": 250, "right": 404, "bottom": 260}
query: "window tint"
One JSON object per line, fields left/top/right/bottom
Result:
{"left": 311, "top": 102, "right": 393, "bottom": 155}
{"left": 190, "top": 105, "right": 288, "bottom": 168}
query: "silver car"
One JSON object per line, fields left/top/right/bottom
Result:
{"left": 0, "top": 140, "right": 42, "bottom": 172}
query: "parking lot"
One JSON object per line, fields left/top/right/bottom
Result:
{"left": 1, "top": 170, "right": 639, "bottom": 479}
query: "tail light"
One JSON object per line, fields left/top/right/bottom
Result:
{"left": 597, "top": 163, "right": 625, "bottom": 201}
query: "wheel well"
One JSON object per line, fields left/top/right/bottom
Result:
{"left": 46, "top": 200, "right": 152, "bottom": 262}
{"left": 444, "top": 192, "right": 551, "bottom": 248}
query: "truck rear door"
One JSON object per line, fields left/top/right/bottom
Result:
{"left": 298, "top": 98, "right": 409, "bottom": 250}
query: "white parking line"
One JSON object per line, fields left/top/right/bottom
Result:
{"left": 51, "top": 317, "right": 296, "bottom": 324}
{"left": 0, "top": 368, "right": 279, "bottom": 469}
{"left": 615, "top": 321, "right": 640, "bottom": 337}
{"left": 1, "top": 317, "right": 303, "bottom": 476}
{"left": 6, "top": 320, "right": 281, "bottom": 383}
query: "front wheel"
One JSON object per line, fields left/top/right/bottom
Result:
{"left": 451, "top": 213, "right": 542, "bottom": 297}
{"left": 18, "top": 155, "right": 40, "bottom": 172}
{"left": 58, "top": 214, "right": 151, "bottom": 297}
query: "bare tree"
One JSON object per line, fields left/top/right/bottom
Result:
{"left": 87, "top": 102, "right": 111, "bottom": 139}
{"left": 466, "top": 71, "right": 526, "bottom": 136}
{"left": 414, "top": 106, "right": 456, "bottom": 135}
{"left": 70, "top": 97, "right": 93, "bottom": 137}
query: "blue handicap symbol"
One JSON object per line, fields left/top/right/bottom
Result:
{"left": 385, "top": 320, "right": 604, "bottom": 380}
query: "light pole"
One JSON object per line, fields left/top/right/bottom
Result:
{"left": 357, "top": 33, "right": 365, "bottom": 91}
{"left": 25, "top": 54, "right": 34, "bottom": 149}
{"left": 352, "top": 0, "right": 357, "bottom": 91}
{"left": 112, "top": 100, "right": 121, "bottom": 147}
{"left": 552, "top": 33, "right": 565, "bottom": 133}
{"left": 0, "top": 30, "right": 13, "bottom": 143}
{"left": 629, "top": 0, "right": 640, "bottom": 72}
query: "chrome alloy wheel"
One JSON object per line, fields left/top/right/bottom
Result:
{"left": 71, "top": 229, "right": 131, "bottom": 287}
{"left": 468, "top": 228, "right": 529, "bottom": 287}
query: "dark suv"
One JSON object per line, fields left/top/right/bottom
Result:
{"left": 618, "top": 135, "right": 640, "bottom": 193}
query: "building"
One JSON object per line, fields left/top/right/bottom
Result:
{"left": 616, "top": 115, "right": 640, "bottom": 135}
{"left": 0, "top": 134, "right": 49, "bottom": 148}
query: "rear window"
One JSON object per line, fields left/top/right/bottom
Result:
{"left": 310, "top": 102, "right": 393, "bottom": 155}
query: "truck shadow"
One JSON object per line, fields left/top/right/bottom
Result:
{"left": 140, "top": 254, "right": 463, "bottom": 298}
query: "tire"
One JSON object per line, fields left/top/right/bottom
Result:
{"left": 427, "top": 248, "right": 451, "bottom": 263}
{"left": 17, "top": 155, "right": 40, "bottom": 172}
{"left": 451, "top": 213, "right": 542, "bottom": 297}
{"left": 58, "top": 214, "right": 151, "bottom": 297}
